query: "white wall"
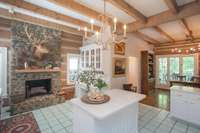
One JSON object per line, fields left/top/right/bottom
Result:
{"left": 111, "top": 33, "right": 153, "bottom": 92}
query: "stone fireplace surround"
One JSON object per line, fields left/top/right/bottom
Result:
{"left": 9, "top": 21, "right": 61, "bottom": 103}
{"left": 10, "top": 72, "right": 60, "bottom": 103}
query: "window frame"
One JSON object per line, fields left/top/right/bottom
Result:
{"left": 67, "top": 53, "right": 80, "bottom": 85}
{"left": 155, "top": 54, "right": 198, "bottom": 88}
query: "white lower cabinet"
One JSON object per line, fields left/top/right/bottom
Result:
{"left": 171, "top": 89, "right": 200, "bottom": 126}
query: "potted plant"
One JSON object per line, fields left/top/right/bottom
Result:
{"left": 94, "top": 78, "right": 107, "bottom": 92}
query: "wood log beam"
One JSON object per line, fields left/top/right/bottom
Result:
{"left": 155, "top": 38, "right": 200, "bottom": 47}
{"left": 164, "top": 0, "right": 179, "bottom": 13}
{"left": 180, "top": 18, "right": 194, "bottom": 40}
{"left": 0, "top": 0, "right": 100, "bottom": 31}
{"left": 107, "top": 0, "right": 146, "bottom": 23}
{"left": 47, "top": 0, "right": 114, "bottom": 24}
{"left": 0, "top": 8, "right": 83, "bottom": 36}
{"left": 128, "top": 1, "right": 200, "bottom": 32}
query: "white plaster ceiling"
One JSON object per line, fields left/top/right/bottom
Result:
{"left": 0, "top": 2, "right": 82, "bottom": 30}
{"left": 176, "top": 0, "right": 195, "bottom": 6}
{"left": 139, "top": 27, "right": 170, "bottom": 43}
{"left": 124, "top": 0, "right": 169, "bottom": 17}
{"left": 0, "top": 0, "right": 198, "bottom": 45}
{"left": 158, "top": 21, "right": 187, "bottom": 41}
{"left": 24, "top": 0, "right": 101, "bottom": 26}
{"left": 185, "top": 14, "right": 200, "bottom": 38}
{"left": 75, "top": 0, "right": 135, "bottom": 24}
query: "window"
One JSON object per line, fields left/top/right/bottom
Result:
{"left": 156, "top": 55, "right": 196, "bottom": 87}
{"left": 67, "top": 54, "right": 80, "bottom": 84}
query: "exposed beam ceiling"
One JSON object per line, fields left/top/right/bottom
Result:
{"left": 48, "top": 0, "right": 113, "bottom": 24}
{"left": 0, "top": 8, "right": 83, "bottom": 36}
{"left": 164, "top": 0, "right": 179, "bottom": 13}
{"left": 128, "top": 1, "right": 200, "bottom": 32}
{"left": 180, "top": 18, "right": 194, "bottom": 40}
{"left": 0, "top": 0, "right": 100, "bottom": 31}
{"left": 134, "top": 31, "right": 160, "bottom": 44}
{"left": 107, "top": 0, "right": 146, "bottom": 23}
{"left": 154, "top": 26, "right": 175, "bottom": 42}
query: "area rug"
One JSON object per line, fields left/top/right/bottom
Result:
{"left": 0, "top": 112, "right": 40, "bottom": 133}
{"left": 10, "top": 94, "right": 65, "bottom": 115}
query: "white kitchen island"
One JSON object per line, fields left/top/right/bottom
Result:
{"left": 71, "top": 89, "right": 146, "bottom": 133}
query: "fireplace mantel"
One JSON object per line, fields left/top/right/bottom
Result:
{"left": 15, "top": 68, "right": 61, "bottom": 73}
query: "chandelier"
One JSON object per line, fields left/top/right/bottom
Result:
{"left": 83, "top": 0, "right": 127, "bottom": 49}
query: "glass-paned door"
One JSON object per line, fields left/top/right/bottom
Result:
{"left": 169, "top": 57, "right": 179, "bottom": 80}
{"left": 182, "top": 56, "right": 194, "bottom": 81}
{"left": 158, "top": 58, "right": 168, "bottom": 85}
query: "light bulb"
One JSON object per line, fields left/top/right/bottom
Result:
{"left": 90, "top": 19, "right": 94, "bottom": 24}
{"left": 123, "top": 24, "right": 127, "bottom": 30}
{"left": 113, "top": 17, "right": 117, "bottom": 23}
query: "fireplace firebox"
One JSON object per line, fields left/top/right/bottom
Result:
{"left": 25, "top": 79, "right": 51, "bottom": 98}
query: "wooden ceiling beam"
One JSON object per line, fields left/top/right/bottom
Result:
{"left": 154, "top": 26, "right": 175, "bottom": 42}
{"left": 107, "top": 0, "right": 146, "bottom": 23}
{"left": 155, "top": 38, "right": 200, "bottom": 47}
{"left": 134, "top": 31, "right": 160, "bottom": 45}
{"left": 180, "top": 18, "right": 194, "bottom": 40}
{"left": 0, "top": 8, "right": 83, "bottom": 36}
{"left": 47, "top": 0, "right": 112, "bottom": 23}
{"left": 128, "top": 1, "right": 200, "bottom": 32}
{"left": 164, "top": 0, "right": 179, "bottom": 13}
{"left": 0, "top": 0, "right": 100, "bottom": 31}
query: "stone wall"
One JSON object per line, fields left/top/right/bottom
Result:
{"left": 9, "top": 21, "right": 62, "bottom": 103}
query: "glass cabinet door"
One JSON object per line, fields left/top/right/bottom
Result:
{"left": 81, "top": 51, "right": 84, "bottom": 68}
{"left": 85, "top": 50, "right": 89, "bottom": 68}
{"left": 91, "top": 49, "right": 95, "bottom": 68}
{"left": 96, "top": 48, "right": 101, "bottom": 69}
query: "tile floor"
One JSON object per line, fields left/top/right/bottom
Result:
{"left": 1, "top": 101, "right": 200, "bottom": 133}
{"left": 30, "top": 101, "right": 200, "bottom": 133}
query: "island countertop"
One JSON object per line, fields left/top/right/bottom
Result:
{"left": 71, "top": 89, "right": 146, "bottom": 120}
{"left": 170, "top": 85, "right": 200, "bottom": 94}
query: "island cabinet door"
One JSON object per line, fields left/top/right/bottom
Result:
{"left": 189, "top": 95, "right": 200, "bottom": 125}
{"left": 170, "top": 91, "right": 190, "bottom": 120}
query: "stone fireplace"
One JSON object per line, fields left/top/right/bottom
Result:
{"left": 10, "top": 72, "right": 60, "bottom": 103}
{"left": 9, "top": 21, "right": 62, "bottom": 103}
{"left": 25, "top": 78, "right": 51, "bottom": 98}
